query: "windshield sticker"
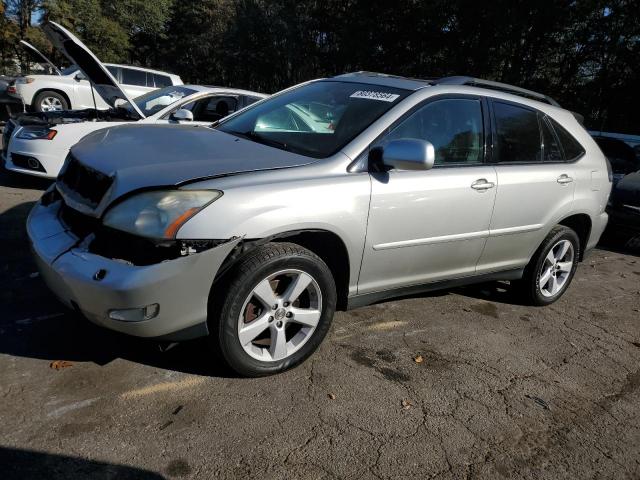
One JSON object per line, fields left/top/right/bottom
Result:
{"left": 350, "top": 90, "right": 400, "bottom": 102}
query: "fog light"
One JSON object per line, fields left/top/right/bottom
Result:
{"left": 27, "top": 157, "right": 42, "bottom": 170}
{"left": 108, "top": 304, "right": 160, "bottom": 322}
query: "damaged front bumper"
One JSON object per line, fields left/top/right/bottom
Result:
{"left": 27, "top": 196, "right": 240, "bottom": 340}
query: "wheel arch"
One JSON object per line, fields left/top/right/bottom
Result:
{"left": 557, "top": 213, "right": 592, "bottom": 261}
{"left": 33, "top": 88, "right": 72, "bottom": 110}
{"left": 213, "top": 229, "right": 351, "bottom": 311}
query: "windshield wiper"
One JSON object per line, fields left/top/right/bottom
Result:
{"left": 228, "top": 130, "right": 289, "bottom": 151}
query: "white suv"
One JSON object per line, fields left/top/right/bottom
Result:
{"left": 8, "top": 41, "right": 182, "bottom": 112}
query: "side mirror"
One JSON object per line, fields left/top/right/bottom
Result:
{"left": 171, "top": 109, "right": 193, "bottom": 122}
{"left": 113, "top": 98, "right": 127, "bottom": 108}
{"left": 74, "top": 72, "right": 85, "bottom": 82}
{"left": 380, "top": 138, "right": 435, "bottom": 171}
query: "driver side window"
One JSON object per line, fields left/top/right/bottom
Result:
{"left": 383, "top": 98, "right": 484, "bottom": 165}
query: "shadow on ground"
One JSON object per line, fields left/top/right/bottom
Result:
{"left": 0, "top": 447, "right": 166, "bottom": 480}
{"left": 0, "top": 163, "right": 53, "bottom": 190}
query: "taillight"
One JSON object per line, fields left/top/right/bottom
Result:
{"left": 7, "top": 85, "right": 16, "bottom": 94}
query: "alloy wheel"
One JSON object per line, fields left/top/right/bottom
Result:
{"left": 237, "top": 269, "right": 322, "bottom": 362}
{"left": 538, "top": 239, "right": 574, "bottom": 297}
{"left": 41, "top": 96, "right": 64, "bottom": 112}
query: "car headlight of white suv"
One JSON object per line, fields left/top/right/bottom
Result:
{"left": 103, "top": 190, "right": 222, "bottom": 239}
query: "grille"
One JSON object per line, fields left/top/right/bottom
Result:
{"left": 59, "top": 201, "right": 99, "bottom": 239}
{"left": 58, "top": 154, "right": 113, "bottom": 209}
{"left": 2, "top": 119, "right": 16, "bottom": 152}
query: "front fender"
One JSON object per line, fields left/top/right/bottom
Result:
{"left": 177, "top": 172, "right": 371, "bottom": 293}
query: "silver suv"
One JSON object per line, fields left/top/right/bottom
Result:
{"left": 28, "top": 72, "right": 611, "bottom": 376}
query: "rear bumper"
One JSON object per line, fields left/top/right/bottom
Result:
{"left": 28, "top": 198, "right": 240, "bottom": 340}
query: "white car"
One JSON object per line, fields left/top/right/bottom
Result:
{"left": 8, "top": 40, "right": 182, "bottom": 112}
{"left": 3, "top": 23, "right": 266, "bottom": 179}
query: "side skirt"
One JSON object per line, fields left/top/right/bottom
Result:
{"left": 346, "top": 268, "right": 524, "bottom": 310}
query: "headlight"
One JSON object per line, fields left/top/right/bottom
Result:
{"left": 103, "top": 190, "right": 222, "bottom": 239}
{"left": 15, "top": 77, "right": 35, "bottom": 84}
{"left": 17, "top": 127, "right": 57, "bottom": 140}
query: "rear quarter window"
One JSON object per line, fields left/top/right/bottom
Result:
{"left": 548, "top": 117, "right": 585, "bottom": 161}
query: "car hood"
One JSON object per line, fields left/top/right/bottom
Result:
{"left": 612, "top": 170, "right": 640, "bottom": 207}
{"left": 19, "top": 40, "right": 61, "bottom": 75}
{"left": 42, "top": 22, "right": 145, "bottom": 118}
{"left": 65, "top": 124, "right": 315, "bottom": 213}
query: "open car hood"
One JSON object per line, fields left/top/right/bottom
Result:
{"left": 19, "top": 40, "right": 61, "bottom": 75}
{"left": 42, "top": 21, "right": 145, "bottom": 118}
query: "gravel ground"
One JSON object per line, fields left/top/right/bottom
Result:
{"left": 0, "top": 165, "right": 639, "bottom": 480}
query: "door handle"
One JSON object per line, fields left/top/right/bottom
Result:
{"left": 471, "top": 178, "right": 495, "bottom": 191}
{"left": 557, "top": 174, "right": 573, "bottom": 185}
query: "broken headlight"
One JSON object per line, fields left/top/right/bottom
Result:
{"left": 103, "top": 190, "right": 222, "bottom": 239}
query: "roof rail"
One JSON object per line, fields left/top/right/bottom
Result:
{"left": 434, "top": 76, "right": 560, "bottom": 107}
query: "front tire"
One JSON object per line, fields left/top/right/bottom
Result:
{"left": 209, "top": 242, "right": 337, "bottom": 377}
{"left": 519, "top": 225, "right": 580, "bottom": 306}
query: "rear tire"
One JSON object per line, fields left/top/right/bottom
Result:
{"left": 34, "top": 91, "right": 69, "bottom": 112}
{"left": 518, "top": 225, "right": 580, "bottom": 306}
{"left": 209, "top": 242, "right": 337, "bottom": 377}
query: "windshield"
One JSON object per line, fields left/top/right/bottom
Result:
{"left": 218, "top": 81, "right": 410, "bottom": 158}
{"left": 128, "top": 86, "right": 197, "bottom": 117}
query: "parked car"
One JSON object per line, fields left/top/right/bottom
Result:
{"left": 592, "top": 135, "right": 640, "bottom": 185}
{"left": 28, "top": 65, "right": 611, "bottom": 376}
{"left": 7, "top": 39, "right": 182, "bottom": 112}
{"left": 2, "top": 23, "right": 265, "bottom": 179}
{"left": 1, "top": 75, "right": 24, "bottom": 125}
{"left": 607, "top": 170, "right": 640, "bottom": 243}
{"left": 592, "top": 135, "right": 640, "bottom": 246}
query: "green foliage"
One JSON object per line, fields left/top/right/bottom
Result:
{"left": 1, "top": 0, "right": 639, "bottom": 133}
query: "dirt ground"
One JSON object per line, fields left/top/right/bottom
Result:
{"left": 0, "top": 165, "right": 639, "bottom": 480}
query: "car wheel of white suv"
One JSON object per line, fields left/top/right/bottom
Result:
{"left": 520, "top": 225, "right": 580, "bottom": 306}
{"left": 34, "top": 90, "right": 68, "bottom": 112}
{"left": 209, "top": 242, "right": 337, "bottom": 377}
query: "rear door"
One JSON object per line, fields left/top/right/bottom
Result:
{"left": 358, "top": 96, "right": 498, "bottom": 293}
{"left": 477, "top": 100, "right": 577, "bottom": 273}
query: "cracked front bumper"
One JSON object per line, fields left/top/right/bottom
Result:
{"left": 27, "top": 198, "right": 240, "bottom": 340}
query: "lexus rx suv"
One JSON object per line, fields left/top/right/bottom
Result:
{"left": 28, "top": 71, "right": 611, "bottom": 376}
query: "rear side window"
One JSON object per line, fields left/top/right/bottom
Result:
{"left": 121, "top": 68, "right": 147, "bottom": 86}
{"left": 548, "top": 117, "right": 585, "bottom": 161}
{"left": 494, "top": 102, "right": 541, "bottom": 163}
{"left": 384, "top": 98, "right": 484, "bottom": 165}
{"left": 153, "top": 74, "right": 172, "bottom": 88}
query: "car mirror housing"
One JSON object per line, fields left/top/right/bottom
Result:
{"left": 171, "top": 109, "right": 194, "bottom": 122}
{"left": 380, "top": 138, "right": 435, "bottom": 171}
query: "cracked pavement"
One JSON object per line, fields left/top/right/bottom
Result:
{"left": 0, "top": 167, "right": 639, "bottom": 479}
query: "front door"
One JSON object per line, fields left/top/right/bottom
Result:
{"left": 358, "top": 96, "right": 498, "bottom": 294}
